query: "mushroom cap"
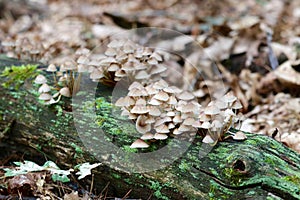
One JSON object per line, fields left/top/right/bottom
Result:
{"left": 155, "top": 124, "right": 170, "bottom": 133}
{"left": 145, "top": 85, "right": 158, "bottom": 95}
{"left": 193, "top": 89, "right": 205, "bottom": 98}
{"left": 173, "top": 115, "right": 182, "bottom": 123}
{"left": 148, "top": 98, "right": 162, "bottom": 105}
{"left": 232, "top": 100, "right": 243, "bottom": 110}
{"left": 199, "top": 114, "right": 211, "bottom": 122}
{"left": 147, "top": 57, "right": 158, "bottom": 65}
{"left": 154, "top": 133, "right": 168, "bottom": 140}
{"left": 135, "top": 70, "right": 150, "bottom": 79}
{"left": 46, "top": 64, "right": 57, "bottom": 72}
{"left": 34, "top": 75, "right": 47, "bottom": 84}
{"left": 168, "top": 123, "right": 175, "bottom": 129}
{"left": 211, "top": 119, "right": 223, "bottom": 131}
{"left": 39, "top": 93, "right": 52, "bottom": 101}
{"left": 105, "top": 47, "right": 117, "bottom": 56}
{"left": 108, "top": 63, "right": 120, "bottom": 72}
{"left": 163, "top": 86, "right": 182, "bottom": 94}
{"left": 129, "top": 81, "right": 144, "bottom": 90}
{"left": 214, "top": 100, "right": 228, "bottom": 110}
{"left": 232, "top": 131, "right": 247, "bottom": 140}
{"left": 204, "top": 105, "right": 221, "bottom": 115}
{"left": 90, "top": 68, "right": 104, "bottom": 80}
{"left": 154, "top": 117, "right": 168, "bottom": 127}
{"left": 202, "top": 134, "right": 215, "bottom": 144}
{"left": 115, "top": 96, "right": 135, "bottom": 107}
{"left": 183, "top": 118, "right": 196, "bottom": 126}
{"left": 163, "top": 95, "right": 175, "bottom": 104}
{"left": 131, "top": 105, "right": 149, "bottom": 114}
{"left": 192, "top": 120, "right": 201, "bottom": 128}
{"left": 177, "top": 91, "right": 194, "bottom": 101}
{"left": 115, "top": 69, "right": 126, "bottom": 77}
{"left": 178, "top": 124, "right": 192, "bottom": 132}
{"left": 172, "top": 128, "right": 182, "bottom": 135}
{"left": 128, "top": 88, "right": 148, "bottom": 97}
{"left": 153, "top": 91, "right": 169, "bottom": 101}
{"left": 140, "top": 133, "right": 154, "bottom": 140}
{"left": 38, "top": 83, "right": 51, "bottom": 93}
{"left": 223, "top": 92, "right": 237, "bottom": 103}
{"left": 200, "top": 121, "right": 211, "bottom": 129}
{"left": 59, "top": 87, "right": 71, "bottom": 97}
{"left": 153, "top": 79, "right": 168, "bottom": 89}
{"left": 107, "top": 40, "right": 123, "bottom": 48}
{"left": 135, "top": 98, "right": 147, "bottom": 106}
{"left": 145, "top": 116, "right": 155, "bottom": 124}
{"left": 130, "top": 139, "right": 149, "bottom": 148}
{"left": 150, "top": 64, "right": 167, "bottom": 75}
{"left": 150, "top": 52, "right": 163, "bottom": 61}
{"left": 148, "top": 106, "right": 161, "bottom": 116}
{"left": 136, "top": 115, "right": 152, "bottom": 133}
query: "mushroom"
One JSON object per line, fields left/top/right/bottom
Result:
{"left": 39, "top": 93, "right": 52, "bottom": 101}
{"left": 231, "top": 131, "right": 247, "bottom": 140}
{"left": 130, "top": 139, "right": 149, "bottom": 148}
{"left": 154, "top": 133, "right": 168, "bottom": 140}
{"left": 177, "top": 91, "right": 194, "bottom": 101}
{"left": 202, "top": 134, "right": 215, "bottom": 144}
{"left": 155, "top": 124, "right": 170, "bottom": 133}
{"left": 34, "top": 75, "right": 47, "bottom": 84}
{"left": 204, "top": 105, "right": 220, "bottom": 115}
{"left": 59, "top": 87, "right": 71, "bottom": 97}
{"left": 140, "top": 133, "right": 154, "bottom": 140}
{"left": 46, "top": 64, "right": 57, "bottom": 72}
{"left": 38, "top": 83, "right": 51, "bottom": 93}
{"left": 153, "top": 91, "right": 169, "bottom": 102}
{"left": 136, "top": 115, "right": 152, "bottom": 133}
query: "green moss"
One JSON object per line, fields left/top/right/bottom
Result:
{"left": 1, "top": 64, "right": 39, "bottom": 90}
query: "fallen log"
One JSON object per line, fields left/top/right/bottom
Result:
{"left": 0, "top": 57, "right": 300, "bottom": 200}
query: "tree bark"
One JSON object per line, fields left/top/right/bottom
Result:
{"left": 0, "top": 57, "right": 300, "bottom": 200}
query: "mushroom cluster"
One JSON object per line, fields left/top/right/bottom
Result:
{"left": 34, "top": 63, "right": 78, "bottom": 104}
{"left": 1, "top": 37, "right": 46, "bottom": 62}
{"left": 76, "top": 39, "right": 168, "bottom": 84}
{"left": 115, "top": 80, "right": 244, "bottom": 148}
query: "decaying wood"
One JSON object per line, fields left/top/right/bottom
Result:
{"left": 0, "top": 59, "right": 300, "bottom": 200}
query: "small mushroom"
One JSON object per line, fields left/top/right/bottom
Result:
{"left": 153, "top": 91, "right": 169, "bottom": 101}
{"left": 136, "top": 115, "right": 152, "bottom": 133}
{"left": 39, "top": 93, "right": 52, "bottom": 101}
{"left": 46, "top": 64, "right": 57, "bottom": 72}
{"left": 130, "top": 139, "right": 149, "bottom": 148}
{"left": 231, "top": 131, "right": 247, "bottom": 140}
{"left": 202, "top": 134, "right": 215, "bottom": 144}
{"left": 204, "top": 105, "right": 220, "bottom": 115}
{"left": 140, "top": 133, "right": 154, "bottom": 140}
{"left": 154, "top": 133, "right": 168, "bottom": 140}
{"left": 34, "top": 75, "right": 47, "bottom": 84}
{"left": 38, "top": 83, "right": 51, "bottom": 93}
{"left": 177, "top": 91, "right": 194, "bottom": 101}
{"left": 59, "top": 87, "right": 71, "bottom": 97}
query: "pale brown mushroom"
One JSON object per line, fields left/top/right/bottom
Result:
{"left": 153, "top": 91, "right": 169, "bottom": 101}
{"left": 136, "top": 115, "right": 152, "bottom": 133}
{"left": 39, "top": 93, "right": 52, "bottom": 101}
{"left": 46, "top": 64, "right": 57, "bottom": 72}
{"left": 34, "top": 75, "right": 47, "bottom": 84}
{"left": 154, "top": 133, "right": 168, "bottom": 140}
{"left": 130, "top": 139, "right": 149, "bottom": 148}
{"left": 38, "top": 83, "right": 51, "bottom": 93}
{"left": 140, "top": 133, "right": 154, "bottom": 140}
{"left": 59, "top": 87, "right": 71, "bottom": 97}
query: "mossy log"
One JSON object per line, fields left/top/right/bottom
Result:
{"left": 0, "top": 57, "right": 300, "bottom": 200}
